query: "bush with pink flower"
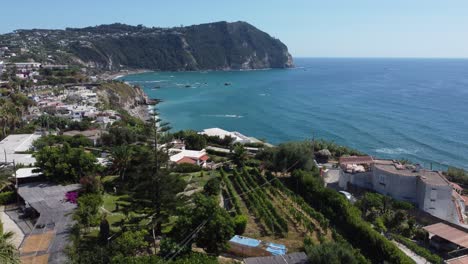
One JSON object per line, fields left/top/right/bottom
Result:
{"left": 66, "top": 191, "right": 79, "bottom": 204}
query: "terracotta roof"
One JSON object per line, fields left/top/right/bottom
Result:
{"left": 176, "top": 157, "right": 197, "bottom": 164}
{"left": 462, "top": 196, "right": 468, "bottom": 206}
{"left": 451, "top": 182, "right": 464, "bottom": 191}
{"left": 423, "top": 223, "right": 468, "bottom": 248}
{"left": 199, "top": 155, "right": 209, "bottom": 161}
{"left": 339, "top": 156, "right": 373, "bottom": 165}
{"left": 447, "top": 255, "right": 468, "bottom": 264}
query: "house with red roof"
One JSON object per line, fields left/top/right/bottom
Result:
{"left": 169, "top": 148, "right": 209, "bottom": 167}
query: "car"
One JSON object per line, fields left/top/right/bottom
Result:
{"left": 339, "top": 191, "right": 355, "bottom": 202}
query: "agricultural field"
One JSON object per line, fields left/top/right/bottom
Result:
{"left": 220, "top": 168, "right": 332, "bottom": 251}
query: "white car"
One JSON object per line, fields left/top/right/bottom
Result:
{"left": 339, "top": 191, "right": 355, "bottom": 202}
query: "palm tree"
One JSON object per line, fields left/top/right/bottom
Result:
{"left": 110, "top": 145, "right": 133, "bottom": 181}
{"left": 0, "top": 221, "right": 19, "bottom": 264}
{"left": 0, "top": 168, "right": 13, "bottom": 191}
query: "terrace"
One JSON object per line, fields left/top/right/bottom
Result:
{"left": 6, "top": 182, "right": 81, "bottom": 264}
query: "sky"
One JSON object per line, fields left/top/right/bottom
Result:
{"left": 1, "top": 0, "right": 468, "bottom": 58}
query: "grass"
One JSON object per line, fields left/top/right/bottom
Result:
{"left": 101, "top": 193, "right": 131, "bottom": 227}
{"left": 176, "top": 170, "right": 220, "bottom": 189}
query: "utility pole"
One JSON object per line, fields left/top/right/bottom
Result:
{"left": 13, "top": 160, "right": 19, "bottom": 205}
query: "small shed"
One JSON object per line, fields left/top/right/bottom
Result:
{"left": 244, "top": 252, "right": 310, "bottom": 264}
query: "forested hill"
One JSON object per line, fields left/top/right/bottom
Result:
{"left": 0, "top": 22, "right": 294, "bottom": 71}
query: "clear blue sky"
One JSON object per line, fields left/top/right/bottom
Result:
{"left": 1, "top": 0, "right": 467, "bottom": 58}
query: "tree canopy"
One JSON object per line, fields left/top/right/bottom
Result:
{"left": 171, "top": 194, "right": 235, "bottom": 255}
{"left": 34, "top": 143, "right": 97, "bottom": 182}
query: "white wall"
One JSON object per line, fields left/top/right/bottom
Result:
{"left": 372, "top": 167, "right": 418, "bottom": 203}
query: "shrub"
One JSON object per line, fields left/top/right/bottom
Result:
{"left": 0, "top": 191, "right": 15, "bottom": 205}
{"left": 174, "top": 163, "right": 201, "bottom": 173}
{"left": 111, "top": 229, "right": 149, "bottom": 256}
{"left": 391, "top": 234, "right": 442, "bottom": 264}
{"left": 233, "top": 214, "right": 248, "bottom": 235}
{"left": 245, "top": 159, "right": 261, "bottom": 167}
{"left": 203, "top": 177, "right": 221, "bottom": 196}
{"left": 290, "top": 170, "right": 414, "bottom": 263}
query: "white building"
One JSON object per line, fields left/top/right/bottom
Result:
{"left": 338, "top": 156, "right": 466, "bottom": 225}
{"left": 16, "top": 167, "right": 42, "bottom": 180}
{"left": 63, "top": 105, "right": 97, "bottom": 121}
{"left": 0, "top": 61, "right": 4, "bottom": 73}
{"left": 199, "top": 128, "right": 260, "bottom": 144}
{"left": 0, "top": 134, "right": 41, "bottom": 166}
{"left": 13, "top": 62, "right": 41, "bottom": 70}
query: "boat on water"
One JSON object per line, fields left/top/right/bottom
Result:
{"left": 224, "top": 82, "right": 232, "bottom": 86}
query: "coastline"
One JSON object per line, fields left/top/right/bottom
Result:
{"left": 99, "top": 69, "right": 152, "bottom": 81}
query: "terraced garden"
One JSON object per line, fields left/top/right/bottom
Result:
{"left": 220, "top": 168, "right": 332, "bottom": 251}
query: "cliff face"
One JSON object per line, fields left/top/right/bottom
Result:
{"left": 96, "top": 82, "right": 150, "bottom": 121}
{"left": 0, "top": 21, "right": 293, "bottom": 71}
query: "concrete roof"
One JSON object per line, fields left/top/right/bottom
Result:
{"left": 0, "top": 134, "right": 41, "bottom": 153}
{"left": 424, "top": 222, "right": 468, "bottom": 248}
{"left": 0, "top": 134, "right": 41, "bottom": 165}
{"left": 16, "top": 167, "right": 42, "bottom": 179}
{"left": 373, "top": 159, "right": 449, "bottom": 186}
{"left": 244, "top": 252, "right": 309, "bottom": 264}
{"left": 200, "top": 128, "right": 233, "bottom": 139}
{"left": 200, "top": 127, "right": 252, "bottom": 143}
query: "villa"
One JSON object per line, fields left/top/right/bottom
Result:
{"left": 169, "top": 148, "right": 209, "bottom": 167}
{"left": 335, "top": 156, "right": 466, "bottom": 225}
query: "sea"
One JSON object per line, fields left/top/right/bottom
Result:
{"left": 120, "top": 58, "right": 468, "bottom": 170}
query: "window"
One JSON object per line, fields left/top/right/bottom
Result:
{"left": 379, "top": 175, "right": 386, "bottom": 186}
{"left": 430, "top": 189, "right": 437, "bottom": 200}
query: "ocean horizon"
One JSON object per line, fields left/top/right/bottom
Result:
{"left": 121, "top": 58, "right": 468, "bottom": 170}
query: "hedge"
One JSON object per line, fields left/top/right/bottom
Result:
{"left": 173, "top": 163, "right": 201, "bottom": 173}
{"left": 290, "top": 170, "right": 415, "bottom": 264}
{"left": 0, "top": 191, "right": 15, "bottom": 205}
{"left": 391, "top": 234, "right": 443, "bottom": 264}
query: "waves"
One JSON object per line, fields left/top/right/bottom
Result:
{"left": 124, "top": 58, "right": 468, "bottom": 169}
{"left": 131, "top": 80, "right": 168, "bottom": 83}
{"left": 375, "top": 147, "right": 419, "bottom": 155}
{"left": 201, "top": 114, "right": 244, "bottom": 119}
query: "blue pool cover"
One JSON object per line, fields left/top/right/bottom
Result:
{"left": 229, "top": 235, "right": 261, "bottom": 247}
{"left": 266, "top": 242, "right": 287, "bottom": 255}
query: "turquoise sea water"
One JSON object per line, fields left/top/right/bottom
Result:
{"left": 121, "top": 58, "right": 468, "bottom": 169}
